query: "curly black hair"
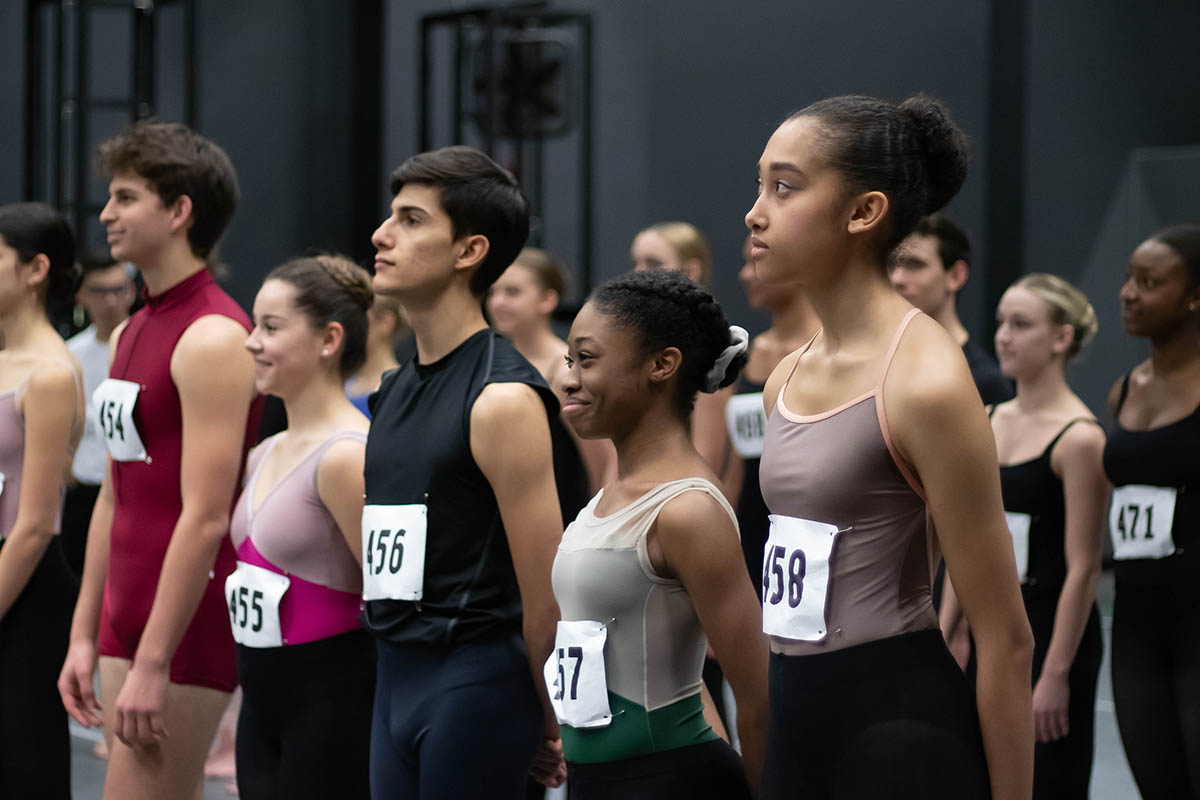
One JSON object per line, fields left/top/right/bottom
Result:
{"left": 588, "top": 269, "right": 747, "bottom": 417}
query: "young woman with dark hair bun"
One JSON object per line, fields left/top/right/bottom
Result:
{"left": 233, "top": 254, "right": 374, "bottom": 799}
{"left": 553, "top": 268, "right": 768, "bottom": 798}
{"left": 1104, "top": 223, "right": 1200, "bottom": 800}
{"left": 0, "top": 202, "right": 85, "bottom": 799}
{"left": 748, "top": 94, "right": 1034, "bottom": 799}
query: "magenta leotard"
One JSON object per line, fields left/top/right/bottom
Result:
{"left": 97, "top": 269, "right": 263, "bottom": 692}
{"left": 229, "top": 432, "right": 366, "bottom": 645}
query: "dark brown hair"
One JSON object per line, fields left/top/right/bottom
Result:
{"left": 266, "top": 254, "right": 373, "bottom": 378}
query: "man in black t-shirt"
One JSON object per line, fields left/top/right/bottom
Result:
{"left": 889, "top": 215, "right": 1014, "bottom": 405}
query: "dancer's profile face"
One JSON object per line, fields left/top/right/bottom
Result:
{"left": 994, "top": 285, "right": 1069, "bottom": 379}
{"left": 370, "top": 183, "right": 461, "bottom": 299}
{"left": 561, "top": 302, "right": 652, "bottom": 440}
{"left": 1120, "top": 238, "right": 1198, "bottom": 339}
{"left": 246, "top": 278, "right": 332, "bottom": 398}
{"left": 487, "top": 263, "right": 553, "bottom": 336}
{"left": 744, "top": 117, "right": 851, "bottom": 287}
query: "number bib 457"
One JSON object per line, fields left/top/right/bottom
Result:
{"left": 361, "top": 504, "right": 427, "bottom": 601}
{"left": 92, "top": 378, "right": 149, "bottom": 462}
{"left": 1110, "top": 484, "right": 1178, "bottom": 560}
{"left": 225, "top": 562, "right": 290, "bottom": 648}
{"left": 543, "top": 620, "right": 612, "bottom": 729}
{"left": 762, "top": 515, "right": 842, "bottom": 642}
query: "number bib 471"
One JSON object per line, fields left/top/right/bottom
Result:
{"left": 1005, "top": 512, "right": 1032, "bottom": 583}
{"left": 543, "top": 620, "right": 612, "bottom": 729}
{"left": 762, "top": 515, "right": 842, "bottom": 642}
{"left": 1110, "top": 484, "right": 1178, "bottom": 560}
{"left": 92, "top": 378, "right": 149, "bottom": 462}
{"left": 361, "top": 504, "right": 427, "bottom": 601}
{"left": 225, "top": 562, "right": 290, "bottom": 648}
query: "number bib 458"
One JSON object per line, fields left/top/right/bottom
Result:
{"left": 92, "top": 378, "right": 149, "bottom": 462}
{"left": 543, "top": 620, "right": 612, "bottom": 729}
{"left": 361, "top": 504, "right": 427, "bottom": 601}
{"left": 1110, "top": 484, "right": 1178, "bottom": 561}
{"left": 225, "top": 562, "right": 290, "bottom": 648}
{"left": 762, "top": 515, "right": 842, "bottom": 642}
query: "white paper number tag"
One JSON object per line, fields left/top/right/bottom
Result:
{"left": 92, "top": 378, "right": 149, "bottom": 462}
{"left": 1005, "top": 512, "right": 1031, "bottom": 584}
{"left": 1110, "top": 484, "right": 1178, "bottom": 560}
{"left": 762, "top": 514, "right": 842, "bottom": 642}
{"left": 543, "top": 620, "right": 612, "bottom": 729}
{"left": 0, "top": 472, "right": 5, "bottom": 497}
{"left": 725, "top": 392, "right": 767, "bottom": 459}
{"left": 225, "top": 562, "right": 290, "bottom": 648}
{"left": 361, "top": 504, "right": 427, "bottom": 601}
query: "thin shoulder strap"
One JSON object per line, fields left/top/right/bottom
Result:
{"left": 876, "top": 308, "right": 922, "bottom": 392}
{"left": 778, "top": 328, "right": 822, "bottom": 395}
{"left": 1042, "top": 417, "right": 1099, "bottom": 458}
{"left": 1115, "top": 372, "right": 1132, "bottom": 415}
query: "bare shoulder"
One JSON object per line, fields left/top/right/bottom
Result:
{"left": 886, "top": 314, "right": 977, "bottom": 411}
{"left": 173, "top": 314, "right": 249, "bottom": 361}
{"left": 1051, "top": 418, "right": 1106, "bottom": 465}
{"left": 471, "top": 381, "right": 545, "bottom": 426}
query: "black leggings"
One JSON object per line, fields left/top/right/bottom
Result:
{"left": 370, "top": 633, "right": 543, "bottom": 800}
{"left": 59, "top": 482, "right": 99, "bottom": 581}
{"left": 567, "top": 739, "right": 751, "bottom": 800}
{"left": 0, "top": 537, "right": 74, "bottom": 800}
{"left": 1112, "top": 581, "right": 1200, "bottom": 800}
{"left": 235, "top": 629, "right": 376, "bottom": 800}
{"left": 763, "top": 629, "right": 991, "bottom": 800}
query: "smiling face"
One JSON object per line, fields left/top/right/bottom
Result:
{"left": 245, "top": 278, "right": 330, "bottom": 399}
{"left": 1120, "top": 238, "right": 1200, "bottom": 340}
{"left": 994, "top": 285, "right": 1071, "bottom": 380}
{"left": 744, "top": 117, "right": 853, "bottom": 286}
{"left": 561, "top": 302, "right": 654, "bottom": 440}
{"left": 370, "top": 184, "right": 463, "bottom": 301}
{"left": 486, "top": 263, "right": 555, "bottom": 337}
{"left": 98, "top": 174, "right": 180, "bottom": 266}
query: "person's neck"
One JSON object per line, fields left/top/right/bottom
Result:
{"left": 403, "top": 285, "right": 489, "bottom": 364}
{"left": 766, "top": 291, "right": 820, "bottom": 345}
{"left": 281, "top": 374, "right": 353, "bottom": 435}
{"left": 1013, "top": 361, "right": 1071, "bottom": 412}
{"left": 95, "top": 317, "right": 126, "bottom": 343}
{"left": 611, "top": 404, "right": 695, "bottom": 482}
{"left": 0, "top": 299, "right": 49, "bottom": 351}
{"left": 508, "top": 321, "right": 559, "bottom": 363}
{"left": 931, "top": 301, "right": 969, "bottom": 346}
{"left": 136, "top": 240, "right": 207, "bottom": 297}
{"left": 1149, "top": 325, "right": 1200, "bottom": 377}
{"left": 806, "top": 259, "right": 907, "bottom": 350}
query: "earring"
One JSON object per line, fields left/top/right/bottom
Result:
{"left": 322, "top": 349, "right": 330, "bottom": 356}
{"left": 73, "top": 304, "right": 86, "bottom": 329}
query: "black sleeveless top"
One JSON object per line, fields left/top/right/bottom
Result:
{"left": 997, "top": 416, "right": 1097, "bottom": 598}
{"left": 1103, "top": 373, "right": 1200, "bottom": 587}
{"left": 363, "top": 329, "right": 557, "bottom": 644}
{"left": 728, "top": 374, "right": 770, "bottom": 599}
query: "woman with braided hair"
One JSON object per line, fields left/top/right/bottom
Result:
{"left": 551, "top": 268, "right": 768, "bottom": 798}
{"left": 748, "top": 94, "right": 1034, "bottom": 798}
{"left": 232, "top": 254, "right": 374, "bottom": 798}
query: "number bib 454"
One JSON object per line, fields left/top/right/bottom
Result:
{"left": 92, "top": 378, "right": 149, "bottom": 462}
{"left": 543, "top": 620, "right": 612, "bottom": 729}
{"left": 1110, "top": 484, "right": 1178, "bottom": 560}
{"left": 762, "top": 515, "right": 842, "bottom": 642}
{"left": 361, "top": 504, "right": 427, "bottom": 601}
{"left": 225, "top": 562, "right": 290, "bottom": 648}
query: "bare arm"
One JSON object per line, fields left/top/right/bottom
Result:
{"left": 0, "top": 363, "right": 81, "bottom": 620}
{"left": 889, "top": 322, "right": 1034, "bottom": 800}
{"left": 1035, "top": 424, "right": 1107, "bottom": 742}
{"left": 113, "top": 315, "right": 256, "bottom": 746}
{"left": 470, "top": 382, "right": 565, "bottom": 783}
{"left": 316, "top": 438, "right": 368, "bottom": 565}
{"left": 692, "top": 386, "right": 735, "bottom": 492}
{"left": 653, "top": 491, "right": 769, "bottom": 793}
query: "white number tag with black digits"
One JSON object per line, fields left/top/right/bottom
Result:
{"left": 725, "top": 392, "right": 767, "bottom": 459}
{"left": 1110, "top": 484, "right": 1178, "bottom": 560}
{"left": 543, "top": 620, "right": 612, "bottom": 729}
{"left": 762, "top": 515, "right": 842, "bottom": 642}
{"left": 92, "top": 378, "right": 149, "bottom": 462}
{"left": 1005, "top": 512, "right": 1031, "bottom": 584}
{"left": 361, "top": 504, "right": 427, "bottom": 601}
{"left": 225, "top": 563, "right": 290, "bottom": 648}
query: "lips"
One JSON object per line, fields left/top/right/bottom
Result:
{"left": 749, "top": 237, "right": 768, "bottom": 258}
{"left": 560, "top": 398, "right": 588, "bottom": 417}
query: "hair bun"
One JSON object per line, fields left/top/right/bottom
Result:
{"left": 315, "top": 254, "right": 374, "bottom": 313}
{"left": 900, "top": 94, "right": 969, "bottom": 215}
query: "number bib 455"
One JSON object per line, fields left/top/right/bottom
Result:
{"left": 762, "top": 515, "right": 842, "bottom": 642}
{"left": 1110, "top": 484, "right": 1178, "bottom": 560}
{"left": 92, "top": 378, "right": 149, "bottom": 462}
{"left": 361, "top": 504, "right": 427, "bottom": 601}
{"left": 543, "top": 620, "right": 612, "bottom": 729}
{"left": 225, "top": 562, "right": 290, "bottom": 648}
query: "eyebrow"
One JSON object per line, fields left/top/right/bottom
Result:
{"left": 571, "top": 336, "right": 597, "bottom": 345}
{"left": 767, "top": 162, "right": 806, "bottom": 176}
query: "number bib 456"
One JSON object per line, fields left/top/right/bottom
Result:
{"left": 361, "top": 504, "right": 427, "bottom": 601}
{"left": 92, "top": 378, "right": 149, "bottom": 462}
{"left": 1110, "top": 484, "right": 1178, "bottom": 560}
{"left": 543, "top": 620, "right": 612, "bottom": 729}
{"left": 762, "top": 515, "right": 842, "bottom": 642}
{"left": 225, "top": 562, "right": 290, "bottom": 648}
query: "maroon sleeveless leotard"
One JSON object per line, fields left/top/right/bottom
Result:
{"left": 97, "top": 269, "right": 263, "bottom": 691}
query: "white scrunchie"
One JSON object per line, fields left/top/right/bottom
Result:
{"left": 703, "top": 325, "right": 749, "bottom": 393}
